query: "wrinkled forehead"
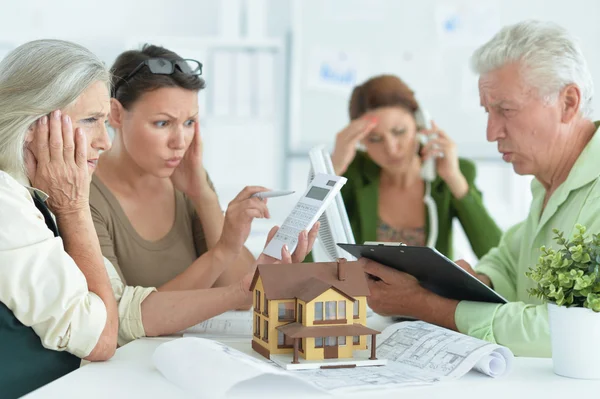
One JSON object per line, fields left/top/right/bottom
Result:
{"left": 66, "top": 81, "right": 110, "bottom": 115}
{"left": 478, "top": 64, "right": 534, "bottom": 107}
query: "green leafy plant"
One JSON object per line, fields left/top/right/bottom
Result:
{"left": 526, "top": 224, "right": 600, "bottom": 312}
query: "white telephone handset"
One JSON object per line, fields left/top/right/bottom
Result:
{"left": 415, "top": 108, "right": 436, "bottom": 182}
{"left": 414, "top": 108, "right": 439, "bottom": 248}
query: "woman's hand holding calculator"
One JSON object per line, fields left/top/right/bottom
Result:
{"left": 258, "top": 223, "right": 320, "bottom": 264}
{"left": 237, "top": 223, "right": 320, "bottom": 306}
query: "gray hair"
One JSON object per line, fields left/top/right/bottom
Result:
{"left": 0, "top": 39, "right": 110, "bottom": 182}
{"left": 471, "top": 20, "right": 594, "bottom": 117}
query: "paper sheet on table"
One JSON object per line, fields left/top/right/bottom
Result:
{"left": 153, "top": 338, "right": 432, "bottom": 398}
{"left": 155, "top": 321, "right": 514, "bottom": 398}
{"left": 181, "top": 311, "right": 253, "bottom": 338}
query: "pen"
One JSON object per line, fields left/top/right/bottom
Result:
{"left": 252, "top": 190, "right": 295, "bottom": 199}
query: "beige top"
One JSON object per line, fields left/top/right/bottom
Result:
{"left": 89, "top": 175, "right": 210, "bottom": 288}
{"left": 0, "top": 171, "right": 155, "bottom": 352}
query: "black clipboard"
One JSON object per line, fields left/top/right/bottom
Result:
{"left": 338, "top": 243, "right": 507, "bottom": 304}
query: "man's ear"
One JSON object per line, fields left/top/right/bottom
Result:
{"left": 109, "top": 98, "right": 125, "bottom": 129}
{"left": 561, "top": 84, "right": 582, "bottom": 123}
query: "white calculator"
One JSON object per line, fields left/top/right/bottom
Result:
{"left": 262, "top": 173, "right": 347, "bottom": 260}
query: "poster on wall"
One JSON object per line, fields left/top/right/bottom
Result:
{"left": 305, "top": 46, "right": 371, "bottom": 94}
{"left": 435, "top": 0, "right": 501, "bottom": 48}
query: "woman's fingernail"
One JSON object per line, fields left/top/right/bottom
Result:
{"left": 41, "top": 116, "right": 48, "bottom": 125}
{"left": 283, "top": 245, "right": 289, "bottom": 253}
{"left": 63, "top": 115, "right": 70, "bottom": 125}
{"left": 53, "top": 110, "right": 61, "bottom": 120}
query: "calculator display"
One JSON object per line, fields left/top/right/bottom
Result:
{"left": 305, "top": 186, "right": 330, "bottom": 201}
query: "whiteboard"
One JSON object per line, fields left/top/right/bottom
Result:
{"left": 288, "top": 0, "right": 600, "bottom": 159}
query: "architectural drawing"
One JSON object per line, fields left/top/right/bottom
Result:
{"left": 378, "top": 322, "right": 492, "bottom": 376}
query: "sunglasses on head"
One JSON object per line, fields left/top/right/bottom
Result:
{"left": 112, "top": 58, "right": 203, "bottom": 97}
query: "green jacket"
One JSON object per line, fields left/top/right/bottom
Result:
{"left": 341, "top": 152, "right": 502, "bottom": 259}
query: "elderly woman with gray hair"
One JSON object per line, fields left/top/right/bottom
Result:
{"left": 0, "top": 40, "right": 310, "bottom": 398}
{"left": 0, "top": 40, "right": 120, "bottom": 397}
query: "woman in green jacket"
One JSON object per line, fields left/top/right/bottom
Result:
{"left": 331, "top": 75, "right": 501, "bottom": 259}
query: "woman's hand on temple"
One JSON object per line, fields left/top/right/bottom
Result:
{"left": 331, "top": 116, "right": 378, "bottom": 175}
{"left": 25, "top": 110, "right": 91, "bottom": 216}
{"left": 170, "top": 118, "right": 211, "bottom": 200}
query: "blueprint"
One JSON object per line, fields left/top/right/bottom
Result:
{"left": 376, "top": 321, "right": 513, "bottom": 379}
{"left": 155, "top": 321, "right": 514, "bottom": 397}
{"left": 293, "top": 321, "right": 513, "bottom": 392}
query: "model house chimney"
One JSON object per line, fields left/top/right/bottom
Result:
{"left": 337, "top": 258, "right": 347, "bottom": 281}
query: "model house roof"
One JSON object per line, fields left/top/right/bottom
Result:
{"left": 250, "top": 261, "right": 370, "bottom": 301}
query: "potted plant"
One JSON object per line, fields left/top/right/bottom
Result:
{"left": 527, "top": 224, "right": 600, "bottom": 379}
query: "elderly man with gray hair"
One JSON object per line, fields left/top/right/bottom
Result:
{"left": 364, "top": 20, "right": 600, "bottom": 357}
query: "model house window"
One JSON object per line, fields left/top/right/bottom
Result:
{"left": 325, "top": 301, "right": 337, "bottom": 320}
{"left": 338, "top": 301, "right": 346, "bottom": 319}
{"left": 278, "top": 302, "right": 295, "bottom": 321}
{"left": 255, "top": 290, "right": 261, "bottom": 312}
{"left": 298, "top": 304, "right": 303, "bottom": 323}
{"left": 314, "top": 302, "right": 323, "bottom": 320}
{"left": 315, "top": 337, "right": 323, "bottom": 348}
{"left": 254, "top": 315, "right": 260, "bottom": 337}
{"left": 353, "top": 300, "right": 359, "bottom": 318}
{"left": 263, "top": 297, "right": 269, "bottom": 315}
{"left": 262, "top": 320, "right": 269, "bottom": 342}
{"left": 277, "top": 331, "right": 294, "bottom": 347}
{"left": 325, "top": 336, "right": 337, "bottom": 346}
{"left": 339, "top": 336, "right": 346, "bottom": 346}
{"left": 353, "top": 335, "right": 360, "bottom": 345}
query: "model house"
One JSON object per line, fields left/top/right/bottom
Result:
{"left": 249, "top": 259, "right": 379, "bottom": 365}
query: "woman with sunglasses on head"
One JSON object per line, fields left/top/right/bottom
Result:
{"left": 91, "top": 44, "right": 317, "bottom": 296}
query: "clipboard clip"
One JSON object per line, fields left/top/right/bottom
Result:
{"left": 363, "top": 241, "right": 407, "bottom": 246}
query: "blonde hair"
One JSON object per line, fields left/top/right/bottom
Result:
{"left": 0, "top": 39, "right": 110, "bottom": 182}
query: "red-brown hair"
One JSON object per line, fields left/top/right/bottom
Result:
{"left": 348, "top": 75, "right": 419, "bottom": 120}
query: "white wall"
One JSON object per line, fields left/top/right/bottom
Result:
{"left": 0, "top": 0, "right": 539, "bottom": 259}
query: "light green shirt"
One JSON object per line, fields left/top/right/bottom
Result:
{"left": 455, "top": 123, "right": 600, "bottom": 357}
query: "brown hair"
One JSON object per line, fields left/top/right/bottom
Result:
{"left": 111, "top": 44, "right": 206, "bottom": 109}
{"left": 348, "top": 75, "right": 419, "bottom": 120}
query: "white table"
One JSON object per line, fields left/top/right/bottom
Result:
{"left": 24, "top": 316, "right": 600, "bottom": 399}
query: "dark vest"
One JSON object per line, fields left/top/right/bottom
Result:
{"left": 0, "top": 193, "right": 80, "bottom": 398}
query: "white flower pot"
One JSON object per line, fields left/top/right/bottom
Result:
{"left": 548, "top": 303, "right": 600, "bottom": 379}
